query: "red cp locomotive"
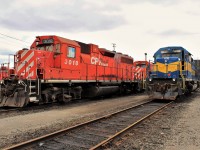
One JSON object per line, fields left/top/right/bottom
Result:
{"left": 0, "top": 64, "right": 14, "bottom": 80}
{"left": 133, "top": 61, "right": 150, "bottom": 91}
{"left": 0, "top": 35, "right": 146, "bottom": 107}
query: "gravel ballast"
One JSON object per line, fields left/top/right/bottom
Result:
{"left": 110, "top": 92, "right": 200, "bottom": 150}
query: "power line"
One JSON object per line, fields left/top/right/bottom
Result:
{"left": 0, "top": 36, "right": 29, "bottom": 48}
{"left": 0, "top": 32, "right": 30, "bottom": 44}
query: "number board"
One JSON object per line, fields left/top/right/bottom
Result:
{"left": 42, "top": 39, "right": 54, "bottom": 44}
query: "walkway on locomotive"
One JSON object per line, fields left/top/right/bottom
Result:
{"left": 150, "top": 46, "right": 196, "bottom": 81}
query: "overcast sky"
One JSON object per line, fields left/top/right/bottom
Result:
{"left": 0, "top": 0, "right": 200, "bottom": 64}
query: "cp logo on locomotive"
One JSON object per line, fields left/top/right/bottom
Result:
{"left": 91, "top": 57, "right": 108, "bottom": 66}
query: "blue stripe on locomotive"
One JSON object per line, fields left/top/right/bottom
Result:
{"left": 154, "top": 70, "right": 180, "bottom": 79}
{"left": 156, "top": 57, "right": 179, "bottom": 64}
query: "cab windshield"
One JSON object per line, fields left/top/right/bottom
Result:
{"left": 155, "top": 53, "right": 181, "bottom": 59}
{"left": 136, "top": 64, "right": 146, "bottom": 68}
{"left": 162, "top": 53, "right": 181, "bottom": 58}
{"left": 36, "top": 44, "right": 54, "bottom": 51}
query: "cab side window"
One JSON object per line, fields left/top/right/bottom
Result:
{"left": 55, "top": 44, "right": 60, "bottom": 53}
{"left": 67, "top": 47, "right": 76, "bottom": 58}
{"left": 188, "top": 55, "right": 192, "bottom": 62}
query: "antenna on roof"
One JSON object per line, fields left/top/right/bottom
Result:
{"left": 112, "top": 43, "right": 116, "bottom": 51}
{"left": 145, "top": 53, "right": 147, "bottom": 61}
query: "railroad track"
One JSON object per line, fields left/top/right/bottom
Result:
{"left": 5, "top": 101, "right": 173, "bottom": 150}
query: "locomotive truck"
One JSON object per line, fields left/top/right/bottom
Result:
{"left": 0, "top": 35, "right": 146, "bottom": 107}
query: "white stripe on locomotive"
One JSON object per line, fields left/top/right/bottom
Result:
{"left": 17, "top": 51, "right": 34, "bottom": 72}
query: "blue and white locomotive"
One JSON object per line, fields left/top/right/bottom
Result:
{"left": 147, "top": 46, "right": 200, "bottom": 100}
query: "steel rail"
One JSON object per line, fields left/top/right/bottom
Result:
{"left": 90, "top": 101, "right": 173, "bottom": 150}
{"left": 4, "top": 100, "right": 152, "bottom": 150}
{"left": 0, "top": 108, "right": 19, "bottom": 113}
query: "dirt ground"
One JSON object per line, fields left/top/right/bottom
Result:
{"left": 110, "top": 91, "right": 200, "bottom": 150}
{"left": 0, "top": 94, "right": 149, "bottom": 149}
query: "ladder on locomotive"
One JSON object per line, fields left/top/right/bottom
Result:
{"left": 27, "top": 66, "right": 39, "bottom": 102}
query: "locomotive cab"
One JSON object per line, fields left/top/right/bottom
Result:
{"left": 30, "top": 36, "right": 81, "bottom": 80}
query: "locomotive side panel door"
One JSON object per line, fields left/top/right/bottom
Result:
{"left": 54, "top": 43, "right": 61, "bottom": 68}
{"left": 61, "top": 44, "right": 81, "bottom": 80}
{"left": 114, "top": 54, "right": 121, "bottom": 81}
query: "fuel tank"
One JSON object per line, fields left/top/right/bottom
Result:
{"left": 82, "top": 86, "right": 120, "bottom": 98}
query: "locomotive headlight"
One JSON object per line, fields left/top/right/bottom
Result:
{"left": 18, "top": 80, "right": 21, "bottom": 84}
{"left": 172, "top": 78, "right": 177, "bottom": 83}
{"left": 149, "top": 78, "right": 153, "bottom": 83}
{"left": 0, "top": 80, "right": 3, "bottom": 84}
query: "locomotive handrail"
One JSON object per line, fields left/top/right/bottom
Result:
{"left": 19, "top": 80, "right": 27, "bottom": 92}
{"left": 45, "top": 63, "right": 130, "bottom": 81}
{"left": 96, "top": 65, "right": 97, "bottom": 81}
{"left": 84, "top": 63, "right": 132, "bottom": 81}
{"left": 0, "top": 83, "right": 1, "bottom": 101}
{"left": 86, "top": 63, "right": 88, "bottom": 81}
